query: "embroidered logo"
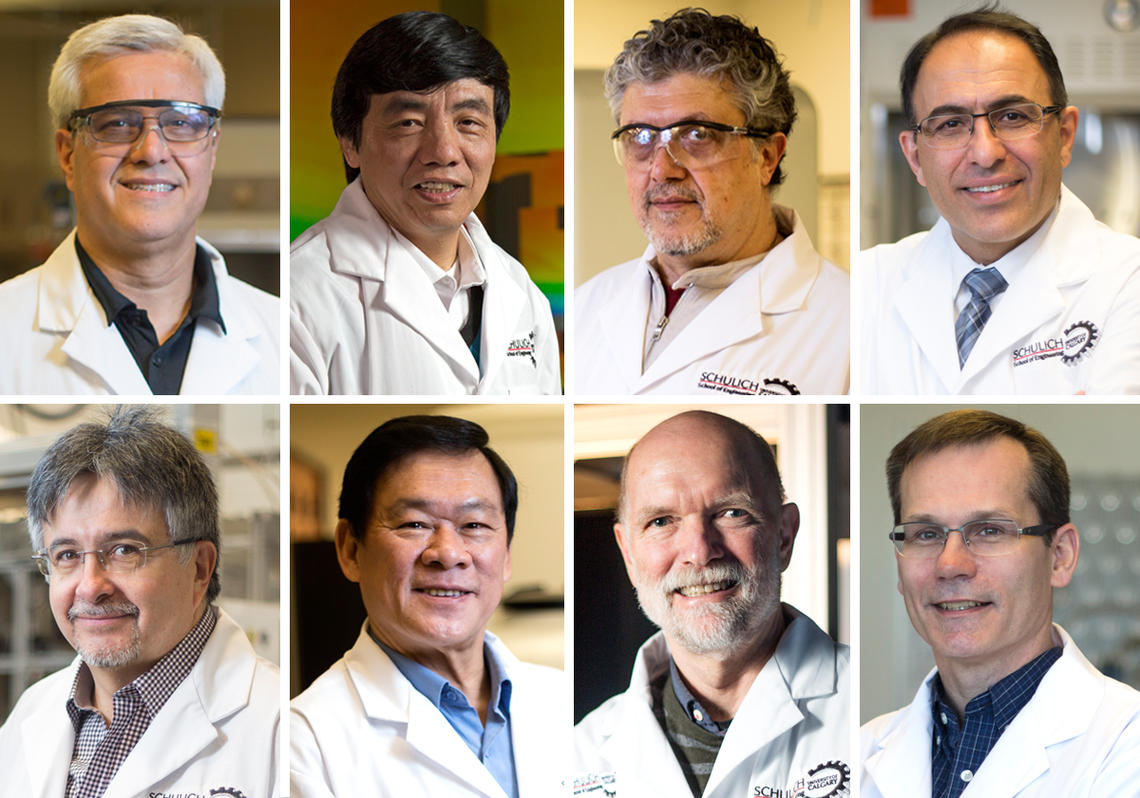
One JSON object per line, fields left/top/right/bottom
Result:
{"left": 210, "top": 789, "right": 248, "bottom": 798}
{"left": 507, "top": 330, "right": 537, "bottom": 367}
{"left": 697, "top": 372, "right": 801, "bottom": 395}
{"left": 1061, "top": 320, "right": 1098, "bottom": 364}
{"left": 572, "top": 772, "right": 617, "bottom": 796}
{"left": 1011, "top": 337, "right": 1064, "bottom": 368}
{"left": 752, "top": 759, "right": 850, "bottom": 798}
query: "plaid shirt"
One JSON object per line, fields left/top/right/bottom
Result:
{"left": 65, "top": 605, "right": 218, "bottom": 798}
{"left": 930, "top": 645, "right": 1062, "bottom": 798}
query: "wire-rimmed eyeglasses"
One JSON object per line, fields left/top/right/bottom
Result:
{"left": 889, "top": 519, "right": 1055, "bottom": 559}
{"left": 68, "top": 99, "right": 220, "bottom": 154}
{"left": 912, "top": 102, "right": 1063, "bottom": 149}
{"left": 32, "top": 538, "right": 203, "bottom": 579}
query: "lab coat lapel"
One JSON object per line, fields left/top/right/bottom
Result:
{"left": 586, "top": 252, "right": 655, "bottom": 393}
{"left": 863, "top": 678, "right": 935, "bottom": 798}
{"left": 19, "top": 665, "right": 75, "bottom": 798}
{"left": 893, "top": 224, "right": 962, "bottom": 392}
{"left": 476, "top": 240, "right": 527, "bottom": 390}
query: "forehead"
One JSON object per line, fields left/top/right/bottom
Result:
{"left": 372, "top": 449, "right": 503, "bottom": 511}
{"left": 625, "top": 424, "right": 761, "bottom": 509}
{"left": 43, "top": 474, "right": 164, "bottom": 541}
{"left": 78, "top": 50, "right": 206, "bottom": 109}
{"left": 899, "top": 437, "right": 1033, "bottom": 517}
{"left": 368, "top": 78, "right": 495, "bottom": 116}
{"left": 913, "top": 30, "right": 1051, "bottom": 115}
{"left": 619, "top": 72, "right": 744, "bottom": 126}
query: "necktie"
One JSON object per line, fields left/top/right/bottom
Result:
{"left": 955, "top": 267, "right": 1008, "bottom": 367}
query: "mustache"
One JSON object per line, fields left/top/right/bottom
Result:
{"left": 68, "top": 601, "right": 140, "bottom": 621}
{"left": 643, "top": 185, "right": 702, "bottom": 206}
{"left": 659, "top": 560, "right": 747, "bottom": 594}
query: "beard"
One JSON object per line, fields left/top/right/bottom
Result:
{"left": 637, "top": 186, "right": 722, "bottom": 258}
{"left": 631, "top": 554, "right": 781, "bottom": 656}
{"left": 67, "top": 600, "right": 142, "bottom": 668}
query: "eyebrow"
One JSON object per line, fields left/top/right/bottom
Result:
{"left": 386, "top": 497, "right": 502, "bottom": 515}
{"left": 379, "top": 95, "right": 493, "bottom": 118}
{"left": 923, "top": 95, "right": 1037, "bottom": 118}
{"left": 46, "top": 529, "right": 153, "bottom": 548}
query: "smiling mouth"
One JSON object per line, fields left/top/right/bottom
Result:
{"left": 935, "top": 600, "right": 988, "bottom": 611}
{"left": 418, "top": 588, "right": 470, "bottom": 597}
{"left": 676, "top": 579, "right": 737, "bottom": 598}
{"left": 964, "top": 181, "right": 1017, "bottom": 194}
{"left": 122, "top": 182, "right": 175, "bottom": 192}
{"left": 416, "top": 181, "right": 462, "bottom": 192}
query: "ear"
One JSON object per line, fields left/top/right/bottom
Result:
{"left": 1049, "top": 523, "right": 1079, "bottom": 588}
{"left": 334, "top": 518, "right": 362, "bottom": 583}
{"left": 56, "top": 129, "right": 77, "bottom": 191}
{"left": 192, "top": 540, "right": 218, "bottom": 605}
{"left": 1057, "top": 106, "right": 1079, "bottom": 169}
{"left": 501, "top": 542, "right": 512, "bottom": 583}
{"left": 338, "top": 135, "right": 361, "bottom": 170}
{"left": 775, "top": 502, "right": 800, "bottom": 571}
{"left": 613, "top": 522, "right": 637, "bottom": 585}
{"left": 898, "top": 129, "right": 926, "bottom": 187}
{"left": 757, "top": 132, "right": 788, "bottom": 186}
{"left": 207, "top": 123, "right": 220, "bottom": 173}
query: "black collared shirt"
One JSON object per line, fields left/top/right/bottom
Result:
{"left": 76, "top": 237, "right": 226, "bottom": 394}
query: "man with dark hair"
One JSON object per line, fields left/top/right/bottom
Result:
{"left": 290, "top": 415, "right": 565, "bottom": 796}
{"left": 574, "top": 411, "right": 849, "bottom": 798}
{"left": 861, "top": 7, "right": 1140, "bottom": 394}
{"left": 0, "top": 406, "right": 279, "bottom": 797}
{"left": 290, "top": 12, "right": 560, "bottom": 396}
{"left": 575, "top": 8, "right": 849, "bottom": 396}
{"left": 861, "top": 409, "right": 1140, "bottom": 796}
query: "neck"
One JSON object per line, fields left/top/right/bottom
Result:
{"left": 934, "top": 625, "right": 1058, "bottom": 720}
{"left": 667, "top": 605, "right": 787, "bottom": 722}
{"left": 375, "top": 625, "right": 493, "bottom": 723}
{"left": 77, "top": 229, "right": 198, "bottom": 343}
{"left": 410, "top": 229, "right": 462, "bottom": 270}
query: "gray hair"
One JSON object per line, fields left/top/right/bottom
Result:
{"left": 26, "top": 406, "right": 221, "bottom": 602}
{"left": 603, "top": 8, "right": 797, "bottom": 185}
{"left": 48, "top": 13, "right": 226, "bottom": 130}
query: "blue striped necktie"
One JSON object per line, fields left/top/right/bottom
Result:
{"left": 955, "top": 267, "right": 1008, "bottom": 367}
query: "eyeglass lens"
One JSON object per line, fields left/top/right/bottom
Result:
{"left": 85, "top": 106, "right": 215, "bottom": 146}
{"left": 617, "top": 124, "right": 736, "bottom": 166}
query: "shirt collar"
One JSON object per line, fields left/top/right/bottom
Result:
{"left": 405, "top": 226, "right": 488, "bottom": 292}
{"left": 75, "top": 236, "right": 226, "bottom": 334}
{"left": 930, "top": 644, "right": 1063, "bottom": 733}
{"left": 667, "top": 656, "right": 730, "bottom": 736}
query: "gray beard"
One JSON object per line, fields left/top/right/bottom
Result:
{"left": 642, "top": 215, "right": 722, "bottom": 258}
{"left": 77, "top": 631, "right": 142, "bottom": 669}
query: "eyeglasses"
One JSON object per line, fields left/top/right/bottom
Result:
{"left": 32, "top": 538, "right": 202, "bottom": 579}
{"left": 889, "top": 519, "right": 1054, "bottom": 559}
{"left": 68, "top": 100, "right": 220, "bottom": 154}
{"left": 611, "top": 120, "right": 772, "bottom": 168}
{"left": 913, "top": 102, "right": 1063, "bottom": 149}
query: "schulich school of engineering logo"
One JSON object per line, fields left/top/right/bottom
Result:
{"left": 753, "top": 760, "right": 850, "bottom": 798}
{"left": 697, "top": 371, "right": 801, "bottom": 395}
{"left": 1011, "top": 320, "right": 1099, "bottom": 368}
{"left": 506, "top": 330, "right": 537, "bottom": 367}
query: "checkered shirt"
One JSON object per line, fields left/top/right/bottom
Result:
{"left": 955, "top": 267, "right": 1008, "bottom": 367}
{"left": 64, "top": 604, "right": 218, "bottom": 798}
{"left": 930, "top": 645, "right": 1062, "bottom": 798}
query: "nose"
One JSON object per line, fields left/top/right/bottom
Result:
{"left": 128, "top": 118, "right": 172, "bottom": 164}
{"left": 73, "top": 551, "right": 115, "bottom": 602}
{"left": 418, "top": 119, "right": 462, "bottom": 166}
{"left": 647, "top": 139, "right": 686, "bottom": 182}
{"left": 676, "top": 515, "right": 724, "bottom": 567}
{"left": 421, "top": 523, "right": 472, "bottom": 569}
{"left": 934, "top": 529, "right": 978, "bottom": 579}
{"left": 964, "top": 115, "right": 1007, "bottom": 168}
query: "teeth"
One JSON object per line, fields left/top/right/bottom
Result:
{"left": 418, "top": 182, "right": 459, "bottom": 191}
{"left": 424, "top": 589, "right": 464, "bottom": 597}
{"left": 938, "top": 601, "right": 984, "bottom": 611}
{"left": 966, "top": 182, "right": 1013, "bottom": 193}
{"left": 124, "top": 183, "right": 174, "bottom": 192}
{"left": 678, "top": 580, "right": 734, "bottom": 597}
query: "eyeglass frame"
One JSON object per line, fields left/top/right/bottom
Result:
{"left": 911, "top": 102, "right": 1064, "bottom": 149}
{"left": 67, "top": 99, "right": 221, "bottom": 146}
{"left": 32, "top": 537, "right": 205, "bottom": 579}
{"left": 888, "top": 519, "right": 1056, "bottom": 558}
{"left": 610, "top": 119, "right": 774, "bottom": 167}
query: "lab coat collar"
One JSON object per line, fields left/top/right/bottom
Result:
{"left": 343, "top": 623, "right": 513, "bottom": 798}
{"left": 35, "top": 230, "right": 266, "bottom": 395}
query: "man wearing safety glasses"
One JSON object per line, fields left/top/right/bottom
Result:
{"left": 0, "top": 407, "right": 279, "bottom": 796}
{"left": 575, "top": 8, "right": 849, "bottom": 396}
{"left": 861, "top": 409, "right": 1140, "bottom": 797}
{"left": 0, "top": 14, "right": 279, "bottom": 395}
{"left": 861, "top": 9, "right": 1140, "bottom": 394}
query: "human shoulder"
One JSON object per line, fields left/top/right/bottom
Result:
{"left": 0, "top": 265, "right": 44, "bottom": 320}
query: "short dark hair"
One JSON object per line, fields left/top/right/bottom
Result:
{"left": 604, "top": 8, "right": 796, "bottom": 186}
{"left": 26, "top": 406, "right": 221, "bottom": 601}
{"left": 331, "top": 11, "right": 510, "bottom": 184}
{"left": 885, "top": 409, "right": 1069, "bottom": 544}
{"left": 338, "top": 415, "right": 518, "bottom": 543}
{"left": 899, "top": 5, "right": 1067, "bottom": 127}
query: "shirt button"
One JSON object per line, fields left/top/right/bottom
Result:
{"left": 960, "top": 770, "right": 974, "bottom": 783}
{"left": 692, "top": 708, "right": 704, "bottom": 722}
{"left": 940, "top": 712, "right": 948, "bottom": 724}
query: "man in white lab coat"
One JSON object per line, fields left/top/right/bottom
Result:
{"left": 290, "top": 12, "right": 561, "bottom": 395}
{"left": 574, "top": 411, "right": 849, "bottom": 798}
{"left": 861, "top": 9, "right": 1140, "bottom": 394}
{"left": 0, "top": 14, "right": 279, "bottom": 396}
{"left": 0, "top": 407, "right": 280, "bottom": 797}
{"left": 575, "top": 9, "right": 849, "bottom": 396}
{"left": 291, "top": 415, "right": 567, "bottom": 797}
{"left": 861, "top": 409, "right": 1140, "bottom": 797}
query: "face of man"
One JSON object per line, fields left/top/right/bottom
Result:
{"left": 340, "top": 79, "right": 498, "bottom": 265}
{"left": 337, "top": 450, "right": 512, "bottom": 661}
{"left": 42, "top": 474, "right": 213, "bottom": 685}
{"left": 55, "top": 50, "right": 219, "bottom": 260}
{"left": 896, "top": 436, "right": 1078, "bottom": 680}
{"left": 898, "top": 31, "right": 1078, "bottom": 265}
{"left": 615, "top": 415, "right": 797, "bottom": 656}
{"left": 618, "top": 72, "right": 787, "bottom": 274}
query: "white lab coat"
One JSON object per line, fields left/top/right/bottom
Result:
{"left": 860, "top": 185, "right": 1140, "bottom": 394}
{"left": 574, "top": 206, "right": 849, "bottom": 395}
{"left": 573, "top": 606, "right": 850, "bottom": 798}
{"left": 290, "top": 625, "right": 569, "bottom": 797}
{"left": 861, "top": 626, "right": 1140, "bottom": 798}
{"left": 290, "top": 178, "right": 562, "bottom": 395}
{"left": 0, "top": 230, "right": 280, "bottom": 395}
{"left": 0, "top": 609, "right": 281, "bottom": 798}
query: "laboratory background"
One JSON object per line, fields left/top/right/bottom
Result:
{"left": 0, "top": 0, "right": 280, "bottom": 296}
{"left": 0, "top": 403, "right": 281, "bottom": 722}
{"left": 289, "top": 403, "right": 564, "bottom": 698}
{"left": 861, "top": 0, "right": 1140, "bottom": 248}
{"left": 860, "top": 403, "right": 1140, "bottom": 723}
{"left": 573, "top": 403, "right": 849, "bottom": 722}
{"left": 574, "top": 0, "right": 851, "bottom": 284}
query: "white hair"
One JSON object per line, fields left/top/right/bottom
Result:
{"left": 48, "top": 14, "right": 225, "bottom": 129}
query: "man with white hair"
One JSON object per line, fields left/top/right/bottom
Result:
{"left": 0, "top": 14, "right": 278, "bottom": 394}
{"left": 573, "top": 410, "right": 849, "bottom": 798}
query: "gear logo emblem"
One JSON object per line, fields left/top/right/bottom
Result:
{"left": 210, "top": 789, "right": 248, "bottom": 798}
{"left": 1061, "top": 320, "right": 1098, "bottom": 364}
{"left": 802, "top": 760, "right": 850, "bottom": 797}
{"left": 760, "top": 377, "right": 801, "bottom": 395}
